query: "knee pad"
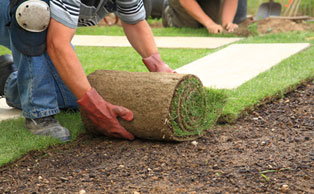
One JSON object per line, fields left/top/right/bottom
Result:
{"left": 10, "top": 0, "right": 50, "bottom": 56}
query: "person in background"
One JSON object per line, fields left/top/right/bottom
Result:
{"left": 162, "top": 0, "right": 247, "bottom": 33}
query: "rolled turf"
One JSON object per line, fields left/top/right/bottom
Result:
{"left": 80, "top": 70, "right": 225, "bottom": 141}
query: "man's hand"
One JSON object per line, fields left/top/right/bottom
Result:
{"left": 206, "top": 23, "right": 223, "bottom": 34}
{"left": 224, "top": 23, "right": 238, "bottom": 32}
{"left": 142, "top": 53, "right": 175, "bottom": 73}
{"left": 78, "top": 88, "right": 135, "bottom": 140}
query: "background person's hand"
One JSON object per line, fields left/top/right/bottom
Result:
{"left": 225, "top": 23, "right": 238, "bottom": 32}
{"left": 206, "top": 23, "right": 223, "bottom": 34}
{"left": 78, "top": 88, "right": 135, "bottom": 140}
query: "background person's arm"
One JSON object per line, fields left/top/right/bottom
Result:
{"left": 179, "top": 0, "right": 223, "bottom": 34}
{"left": 221, "top": 0, "right": 239, "bottom": 32}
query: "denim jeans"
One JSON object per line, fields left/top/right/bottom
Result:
{"left": 0, "top": 0, "right": 78, "bottom": 119}
{"left": 234, "top": 0, "right": 248, "bottom": 24}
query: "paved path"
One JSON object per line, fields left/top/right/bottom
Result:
{"left": 0, "top": 98, "right": 21, "bottom": 121}
{"left": 72, "top": 35, "right": 243, "bottom": 49}
{"left": 0, "top": 42, "right": 310, "bottom": 122}
{"left": 176, "top": 43, "right": 310, "bottom": 89}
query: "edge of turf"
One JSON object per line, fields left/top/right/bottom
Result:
{"left": 0, "top": 112, "right": 84, "bottom": 167}
{"left": 219, "top": 45, "right": 314, "bottom": 123}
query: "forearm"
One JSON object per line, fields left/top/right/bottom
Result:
{"left": 121, "top": 20, "right": 158, "bottom": 58}
{"left": 179, "top": 0, "right": 215, "bottom": 28}
{"left": 47, "top": 19, "right": 91, "bottom": 99}
{"left": 222, "top": 0, "right": 238, "bottom": 27}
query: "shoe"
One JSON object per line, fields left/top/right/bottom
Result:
{"left": 0, "top": 55, "right": 15, "bottom": 96}
{"left": 162, "top": 5, "right": 171, "bottom": 27}
{"left": 25, "top": 115, "right": 71, "bottom": 142}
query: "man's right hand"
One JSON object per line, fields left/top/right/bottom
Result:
{"left": 206, "top": 23, "right": 223, "bottom": 34}
{"left": 77, "top": 88, "right": 135, "bottom": 140}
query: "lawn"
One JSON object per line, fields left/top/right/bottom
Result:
{"left": 0, "top": 22, "right": 313, "bottom": 166}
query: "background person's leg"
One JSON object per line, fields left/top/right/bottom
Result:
{"left": 233, "top": 0, "right": 247, "bottom": 24}
{"left": 162, "top": 0, "right": 200, "bottom": 28}
{"left": 199, "top": 0, "right": 223, "bottom": 25}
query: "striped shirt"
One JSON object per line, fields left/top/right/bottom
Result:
{"left": 50, "top": 0, "right": 146, "bottom": 29}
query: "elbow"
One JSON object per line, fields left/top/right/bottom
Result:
{"left": 46, "top": 34, "right": 70, "bottom": 58}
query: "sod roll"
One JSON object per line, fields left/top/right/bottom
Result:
{"left": 80, "top": 70, "right": 212, "bottom": 141}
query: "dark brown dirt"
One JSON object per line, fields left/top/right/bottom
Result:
{"left": 233, "top": 17, "right": 314, "bottom": 36}
{"left": 0, "top": 81, "right": 313, "bottom": 193}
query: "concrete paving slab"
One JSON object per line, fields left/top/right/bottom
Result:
{"left": 176, "top": 43, "right": 310, "bottom": 89}
{"left": 0, "top": 98, "right": 21, "bottom": 122}
{"left": 72, "top": 35, "right": 243, "bottom": 49}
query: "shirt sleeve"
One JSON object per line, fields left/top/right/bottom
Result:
{"left": 115, "top": 0, "right": 146, "bottom": 24}
{"left": 50, "top": 0, "right": 81, "bottom": 29}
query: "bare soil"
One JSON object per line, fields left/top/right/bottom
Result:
{"left": 234, "top": 17, "right": 314, "bottom": 36}
{"left": 0, "top": 81, "right": 313, "bottom": 193}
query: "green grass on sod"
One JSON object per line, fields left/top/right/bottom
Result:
{"left": 0, "top": 30, "right": 313, "bottom": 167}
{"left": 221, "top": 31, "right": 314, "bottom": 122}
{"left": 0, "top": 112, "right": 84, "bottom": 166}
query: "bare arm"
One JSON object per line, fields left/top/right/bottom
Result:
{"left": 121, "top": 20, "right": 174, "bottom": 73}
{"left": 179, "top": 0, "right": 222, "bottom": 33}
{"left": 121, "top": 20, "right": 157, "bottom": 58}
{"left": 221, "top": 0, "right": 239, "bottom": 32}
{"left": 47, "top": 19, "right": 91, "bottom": 99}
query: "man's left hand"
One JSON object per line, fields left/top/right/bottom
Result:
{"left": 225, "top": 23, "right": 238, "bottom": 32}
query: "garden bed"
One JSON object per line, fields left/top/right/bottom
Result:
{"left": 0, "top": 81, "right": 312, "bottom": 193}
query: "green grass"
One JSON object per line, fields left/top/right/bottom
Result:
{"left": 0, "top": 112, "right": 84, "bottom": 166}
{"left": 1, "top": 28, "right": 313, "bottom": 167}
{"left": 76, "top": 46, "right": 213, "bottom": 74}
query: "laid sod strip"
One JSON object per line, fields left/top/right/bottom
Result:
{"left": 220, "top": 45, "right": 314, "bottom": 123}
{"left": 0, "top": 112, "right": 84, "bottom": 166}
{"left": 81, "top": 70, "right": 226, "bottom": 141}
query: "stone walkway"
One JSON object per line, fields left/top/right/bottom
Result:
{"left": 0, "top": 39, "right": 310, "bottom": 122}
{"left": 72, "top": 35, "right": 243, "bottom": 49}
{"left": 0, "top": 98, "right": 21, "bottom": 121}
{"left": 176, "top": 43, "right": 310, "bottom": 89}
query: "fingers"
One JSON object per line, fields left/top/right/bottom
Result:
{"left": 225, "top": 23, "right": 238, "bottom": 32}
{"left": 113, "top": 106, "right": 134, "bottom": 121}
{"left": 162, "top": 64, "right": 176, "bottom": 73}
{"left": 207, "top": 24, "right": 223, "bottom": 34}
{"left": 110, "top": 127, "right": 135, "bottom": 141}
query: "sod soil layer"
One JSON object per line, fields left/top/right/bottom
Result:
{"left": 81, "top": 70, "right": 223, "bottom": 141}
{"left": 0, "top": 82, "right": 313, "bottom": 193}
